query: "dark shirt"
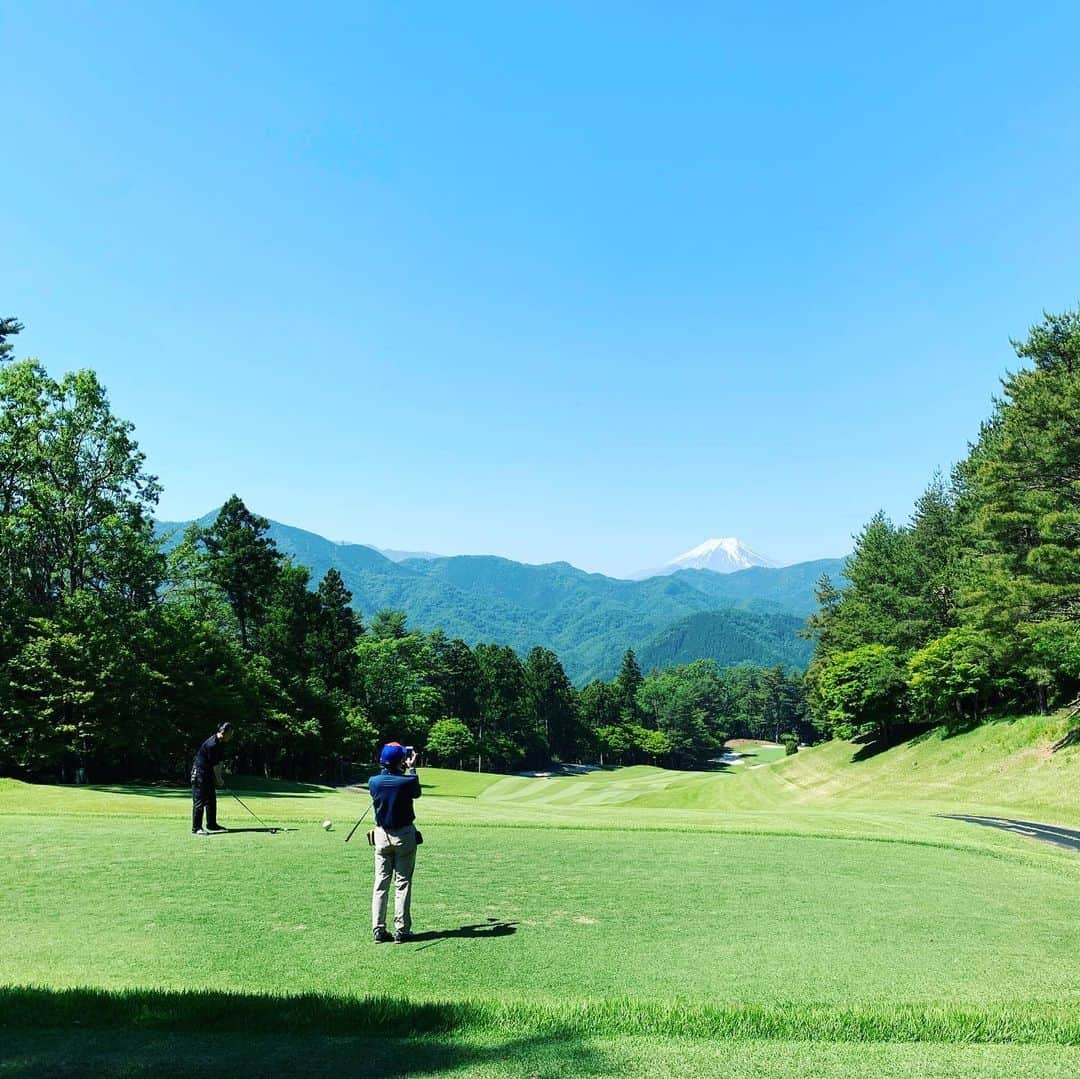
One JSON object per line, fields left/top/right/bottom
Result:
{"left": 192, "top": 734, "right": 226, "bottom": 781}
{"left": 369, "top": 769, "right": 421, "bottom": 829}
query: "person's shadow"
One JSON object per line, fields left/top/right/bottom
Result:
{"left": 408, "top": 919, "right": 518, "bottom": 950}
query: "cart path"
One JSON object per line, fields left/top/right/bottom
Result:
{"left": 941, "top": 815, "right": 1080, "bottom": 853}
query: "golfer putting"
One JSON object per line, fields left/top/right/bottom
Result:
{"left": 369, "top": 742, "right": 421, "bottom": 943}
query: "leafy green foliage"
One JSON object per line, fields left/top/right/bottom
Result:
{"left": 907, "top": 628, "right": 999, "bottom": 728}
{"left": 0, "top": 353, "right": 164, "bottom": 780}
{"left": 424, "top": 718, "right": 476, "bottom": 766}
{"left": 811, "top": 644, "right": 906, "bottom": 741}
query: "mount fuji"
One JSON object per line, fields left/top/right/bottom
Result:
{"left": 632, "top": 538, "right": 781, "bottom": 579}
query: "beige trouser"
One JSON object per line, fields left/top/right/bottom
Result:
{"left": 371, "top": 824, "right": 417, "bottom": 932}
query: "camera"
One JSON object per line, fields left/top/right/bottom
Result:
{"left": 405, "top": 746, "right": 415, "bottom": 757}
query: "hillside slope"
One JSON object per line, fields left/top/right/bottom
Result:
{"left": 458, "top": 711, "right": 1079, "bottom": 827}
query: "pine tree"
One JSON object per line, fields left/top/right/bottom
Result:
{"left": 370, "top": 609, "right": 409, "bottom": 640}
{"left": 908, "top": 473, "right": 961, "bottom": 641}
{"left": 615, "top": 647, "right": 643, "bottom": 723}
{"left": 311, "top": 568, "right": 362, "bottom": 694}
{"left": 524, "top": 646, "right": 580, "bottom": 761}
{"left": 199, "top": 496, "right": 282, "bottom": 649}
{"left": 0, "top": 316, "right": 23, "bottom": 363}
{"left": 957, "top": 309, "right": 1080, "bottom": 707}
{"left": 428, "top": 634, "right": 483, "bottom": 734}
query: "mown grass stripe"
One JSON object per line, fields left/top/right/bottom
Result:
{"left": 2, "top": 987, "right": 1077, "bottom": 1045}
{"left": 5, "top": 809, "right": 1075, "bottom": 877}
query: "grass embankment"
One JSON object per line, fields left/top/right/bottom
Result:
{"left": 1, "top": 711, "right": 1077, "bottom": 1076}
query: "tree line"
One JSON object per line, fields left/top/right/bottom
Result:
{"left": 805, "top": 309, "right": 1080, "bottom": 743}
{"left": 0, "top": 317, "right": 809, "bottom": 782}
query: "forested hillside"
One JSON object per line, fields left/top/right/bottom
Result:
{"left": 637, "top": 610, "right": 812, "bottom": 672}
{"left": 158, "top": 517, "right": 837, "bottom": 683}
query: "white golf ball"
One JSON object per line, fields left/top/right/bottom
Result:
{"left": 322, "top": 819, "right": 333, "bottom": 830}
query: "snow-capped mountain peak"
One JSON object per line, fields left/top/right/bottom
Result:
{"left": 632, "top": 538, "right": 780, "bottom": 578}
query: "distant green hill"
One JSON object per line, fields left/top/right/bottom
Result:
{"left": 156, "top": 514, "right": 843, "bottom": 683}
{"left": 636, "top": 610, "right": 813, "bottom": 672}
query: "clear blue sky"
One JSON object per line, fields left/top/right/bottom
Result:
{"left": 3, "top": 2, "right": 1079, "bottom": 577}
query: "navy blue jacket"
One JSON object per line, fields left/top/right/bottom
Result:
{"left": 369, "top": 769, "right": 421, "bottom": 829}
{"left": 192, "top": 734, "right": 226, "bottom": 783}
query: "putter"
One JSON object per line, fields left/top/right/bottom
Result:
{"left": 345, "top": 804, "right": 372, "bottom": 843}
{"left": 220, "top": 778, "right": 281, "bottom": 833}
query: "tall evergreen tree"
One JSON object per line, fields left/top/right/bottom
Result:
{"left": 523, "top": 646, "right": 581, "bottom": 761}
{"left": 311, "top": 568, "right": 362, "bottom": 694}
{"left": 428, "top": 633, "right": 483, "bottom": 734}
{"left": 474, "top": 643, "right": 529, "bottom": 768}
{"left": 957, "top": 310, "right": 1080, "bottom": 707}
{"left": 199, "top": 496, "right": 282, "bottom": 649}
{"left": 370, "top": 608, "right": 409, "bottom": 640}
{"left": 0, "top": 316, "right": 23, "bottom": 363}
{"left": 908, "top": 473, "right": 961, "bottom": 641}
{"left": 615, "top": 647, "right": 644, "bottom": 723}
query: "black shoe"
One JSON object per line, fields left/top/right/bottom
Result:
{"left": 394, "top": 930, "right": 413, "bottom": 944}
{"left": 205, "top": 824, "right": 227, "bottom": 833}
{"left": 372, "top": 927, "right": 392, "bottom": 943}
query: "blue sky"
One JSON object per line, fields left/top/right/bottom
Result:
{"left": 3, "top": 2, "right": 1079, "bottom": 577}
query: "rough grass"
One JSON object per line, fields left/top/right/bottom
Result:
{"left": 6, "top": 1027, "right": 1079, "bottom": 1078}
{"left": 2, "top": 987, "right": 1078, "bottom": 1044}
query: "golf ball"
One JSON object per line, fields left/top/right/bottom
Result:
{"left": 322, "top": 819, "right": 333, "bottom": 830}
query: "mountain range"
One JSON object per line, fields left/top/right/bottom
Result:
{"left": 157, "top": 513, "right": 844, "bottom": 685}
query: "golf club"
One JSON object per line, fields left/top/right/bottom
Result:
{"left": 345, "top": 804, "right": 372, "bottom": 843}
{"left": 220, "top": 777, "right": 281, "bottom": 834}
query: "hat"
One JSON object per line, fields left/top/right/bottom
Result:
{"left": 380, "top": 742, "right": 406, "bottom": 767}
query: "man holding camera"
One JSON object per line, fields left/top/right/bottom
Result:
{"left": 369, "top": 742, "right": 421, "bottom": 943}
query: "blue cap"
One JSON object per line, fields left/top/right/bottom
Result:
{"left": 380, "top": 742, "right": 406, "bottom": 767}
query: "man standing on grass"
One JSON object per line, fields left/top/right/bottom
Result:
{"left": 369, "top": 742, "right": 421, "bottom": 943}
{"left": 191, "top": 722, "right": 234, "bottom": 835}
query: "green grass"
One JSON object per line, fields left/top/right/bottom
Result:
{"left": 6, "top": 1025, "right": 1079, "bottom": 1077}
{"left": 2, "top": 710, "right": 1078, "bottom": 1076}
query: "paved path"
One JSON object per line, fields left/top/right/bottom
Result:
{"left": 941, "top": 815, "right": 1080, "bottom": 853}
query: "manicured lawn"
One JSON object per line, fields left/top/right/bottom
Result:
{"left": 3, "top": 811, "right": 1078, "bottom": 1006}
{"left": 2, "top": 712, "right": 1077, "bottom": 1076}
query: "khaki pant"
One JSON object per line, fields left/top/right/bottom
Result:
{"left": 371, "top": 824, "right": 417, "bottom": 933}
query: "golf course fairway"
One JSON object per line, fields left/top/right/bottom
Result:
{"left": 2, "top": 713, "right": 1078, "bottom": 1077}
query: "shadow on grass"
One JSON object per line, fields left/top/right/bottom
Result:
{"left": 700, "top": 761, "right": 735, "bottom": 774}
{"left": 2, "top": 984, "right": 1077, "bottom": 1063}
{"left": 199, "top": 827, "right": 294, "bottom": 835}
{"left": 0, "top": 1021, "right": 606, "bottom": 1078}
{"left": 87, "top": 778, "right": 327, "bottom": 800}
{"left": 0, "top": 986, "right": 610, "bottom": 1078}
{"left": 409, "top": 919, "right": 518, "bottom": 951}
{"left": 849, "top": 723, "right": 933, "bottom": 763}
